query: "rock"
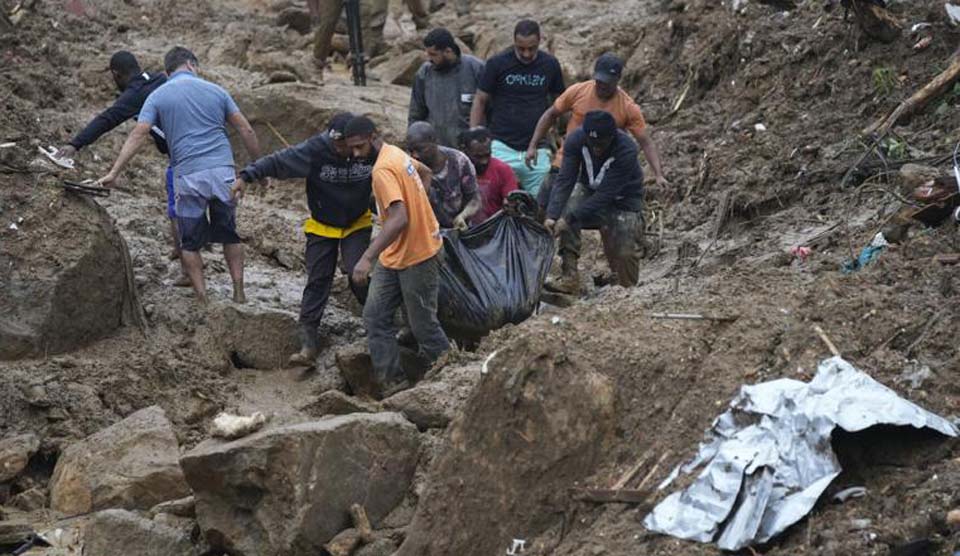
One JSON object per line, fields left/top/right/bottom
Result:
{"left": 150, "top": 496, "right": 196, "bottom": 519}
{"left": 357, "top": 538, "right": 398, "bottom": 556}
{"left": 10, "top": 486, "right": 47, "bottom": 511}
{"left": 49, "top": 406, "right": 190, "bottom": 517}
{"left": 209, "top": 303, "right": 299, "bottom": 370}
{"left": 370, "top": 50, "right": 424, "bottom": 86}
{"left": 181, "top": 413, "right": 420, "bottom": 556}
{"left": 276, "top": 7, "right": 312, "bottom": 34}
{"left": 382, "top": 363, "right": 481, "bottom": 429}
{"left": 336, "top": 343, "right": 378, "bottom": 398}
{"left": 947, "top": 508, "right": 960, "bottom": 528}
{"left": 396, "top": 334, "right": 616, "bottom": 556}
{"left": 324, "top": 528, "right": 363, "bottom": 556}
{"left": 232, "top": 82, "right": 410, "bottom": 156}
{"left": 0, "top": 194, "right": 143, "bottom": 360}
{"left": 301, "top": 390, "right": 381, "bottom": 417}
{"left": 83, "top": 509, "right": 200, "bottom": 556}
{"left": 268, "top": 71, "right": 299, "bottom": 84}
{"left": 0, "top": 433, "right": 39, "bottom": 482}
{"left": 0, "top": 520, "right": 32, "bottom": 545}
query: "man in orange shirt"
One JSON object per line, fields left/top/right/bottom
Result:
{"left": 346, "top": 116, "right": 450, "bottom": 395}
{"left": 526, "top": 53, "right": 670, "bottom": 212}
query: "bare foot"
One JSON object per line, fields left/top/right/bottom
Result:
{"left": 173, "top": 275, "right": 192, "bottom": 288}
{"left": 233, "top": 288, "right": 246, "bottom": 304}
{"left": 197, "top": 293, "right": 209, "bottom": 306}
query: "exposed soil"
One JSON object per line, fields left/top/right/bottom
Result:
{"left": 2, "top": 0, "right": 960, "bottom": 554}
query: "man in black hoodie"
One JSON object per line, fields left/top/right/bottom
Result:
{"left": 544, "top": 110, "right": 645, "bottom": 294}
{"left": 52, "top": 51, "right": 187, "bottom": 282}
{"left": 235, "top": 113, "right": 373, "bottom": 366}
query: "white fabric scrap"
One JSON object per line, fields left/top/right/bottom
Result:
{"left": 212, "top": 412, "right": 267, "bottom": 440}
{"left": 644, "top": 357, "right": 957, "bottom": 551}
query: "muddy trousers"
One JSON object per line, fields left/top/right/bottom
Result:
{"left": 300, "top": 228, "right": 371, "bottom": 327}
{"left": 313, "top": 0, "right": 388, "bottom": 63}
{"left": 363, "top": 254, "right": 450, "bottom": 383}
{"left": 558, "top": 185, "right": 645, "bottom": 288}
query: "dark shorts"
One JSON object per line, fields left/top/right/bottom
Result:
{"left": 174, "top": 166, "right": 241, "bottom": 251}
{"left": 165, "top": 165, "right": 176, "bottom": 219}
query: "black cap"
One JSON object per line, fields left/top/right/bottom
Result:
{"left": 108, "top": 51, "right": 139, "bottom": 73}
{"left": 583, "top": 110, "right": 617, "bottom": 140}
{"left": 593, "top": 53, "right": 623, "bottom": 84}
{"left": 327, "top": 112, "right": 354, "bottom": 140}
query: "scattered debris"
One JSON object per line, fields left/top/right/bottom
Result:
{"left": 0, "top": 142, "right": 15, "bottom": 148}
{"left": 644, "top": 357, "right": 958, "bottom": 551}
{"left": 897, "top": 362, "right": 933, "bottom": 389}
{"left": 649, "top": 313, "right": 738, "bottom": 322}
{"left": 754, "top": 123, "right": 766, "bottom": 132}
{"left": 848, "top": 518, "right": 872, "bottom": 531}
{"left": 506, "top": 539, "right": 527, "bottom": 555}
{"left": 841, "top": 232, "right": 888, "bottom": 274}
{"left": 934, "top": 253, "right": 960, "bottom": 265}
{"left": 790, "top": 246, "right": 812, "bottom": 262}
{"left": 211, "top": 411, "right": 268, "bottom": 440}
{"left": 863, "top": 51, "right": 960, "bottom": 137}
{"left": 832, "top": 486, "right": 868, "bottom": 503}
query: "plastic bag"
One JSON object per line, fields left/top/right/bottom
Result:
{"left": 438, "top": 205, "right": 554, "bottom": 341}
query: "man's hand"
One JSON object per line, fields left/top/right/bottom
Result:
{"left": 231, "top": 178, "right": 246, "bottom": 202}
{"left": 352, "top": 255, "right": 373, "bottom": 287}
{"left": 656, "top": 175, "right": 671, "bottom": 188}
{"left": 452, "top": 214, "right": 469, "bottom": 231}
{"left": 524, "top": 146, "right": 538, "bottom": 170}
{"left": 552, "top": 218, "right": 568, "bottom": 237}
{"left": 97, "top": 171, "right": 119, "bottom": 188}
{"left": 544, "top": 218, "right": 556, "bottom": 234}
{"left": 54, "top": 145, "right": 76, "bottom": 160}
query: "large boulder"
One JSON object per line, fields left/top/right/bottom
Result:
{"left": 49, "top": 406, "right": 190, "bottom": 516}
{"left": 181, "top": 412, "right": 420, "bottom": 556}
{"left": 396, "top": 335, "right": 617, "bottom": 556}
{"left": 0, "top": 433, "right": 39, "bottom": 482}
{"left": 232, "top": 81, "right": 411, "bottom": 156}
{"left": 0, "top": 190, "right": 143, "bottom": 360}
{"left": 83, "top": 509, "right": 200, "bottom": 556}
{"left": 382, "top": 363, "right": 482, "bottom": 429}
{"left": 209, "top": 303, "right": 299, "bottom": 370}
{"left": 370, "top": 50, "right": 424, "bottom": 87}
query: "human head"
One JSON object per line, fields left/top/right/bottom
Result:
{"left": 513, "top": 19, "right": 541, "bottom": 65}
{"left": 424, "top": 28, "right": 460, "bottom": 70}
{"left": 344, "top": 116, "right": 379, "bottom": 160}
{"left": 108, "top": 51, "right": 141, "bottom": 91}
{"left": 461, "top": 127, "right": 492, "bottom": 174}
{"left": 582, "top": 110, "right": 616, "bottom": 158}
{"left": 405, "top": 122, "right": 440, "bottom": 166}
{"left": 327, "top": 112, "right": 355, "bottom": 158}
{"left": 593, "top": 53, "right": 623, "bottom": 100}
{"left": 164, "top": 46, "right": 199, "bottom": 75}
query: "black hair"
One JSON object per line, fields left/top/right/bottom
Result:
{"left": 163, "top": 46, "right": 199, "bottom": 75}
{"left": 109, "top": 51, "right": 141, "bottom": 78}
{"left": 344, "top": 115, "right": 377, "bottom": 138}
{"left": 406, "top": 121, "right": 437, "bottom": 144}
{"left": 460, "top": 126, "right": 492, "bottom": 148}
{"left": 514, "top": 19, "right": 540, "bottom": 38}
{"left": 424, "top": 28, "right": 461, "bottom": 57}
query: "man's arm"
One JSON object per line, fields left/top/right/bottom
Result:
{"left": 546, "top": 139, "right": 580, "bottom": 221}
{"left": 525, "top": 105, "right": 562, "bottom": 169}
{"left": 469, "top": 90, "right": 491, "bottom": 127}
{"left": 408, "top": 70, "right": 428, "bottom": 125}
{"left": 352, "top": 200, "right": 409, "bottom": 286}
{"left": 634, "top": 128, "right": 669, "bottom": 187}
{"left": 59, "top": 91, "right": 141, "bottom": 157}
{"left": 97, "top": 122, "right": 152, "bottom": 186}
{"left": 233, "top": 136, "right": 321, "bottom": 200}
{"left": 227, "top": 111, "right": 262, "bottom": 161}
{"left": 413, "top": 158, "right": 434, "bottom": 192}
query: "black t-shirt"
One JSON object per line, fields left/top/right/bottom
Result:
{"left": 479, "top": 48, "right": 565, "bottom": 151}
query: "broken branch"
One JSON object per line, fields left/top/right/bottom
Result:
{"left": 650, "top": 313, "right": 738, "bottom": 322}
{"left": 863, "top": 53, "right": 960, "bottom": 137}
{"left": 813, "top": 325, "right": 841, "bottom": 358}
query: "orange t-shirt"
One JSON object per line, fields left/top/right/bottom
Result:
{"left": 372, "top": 143, "right": 442, "bottom": 270}
{"left": 552, "top": 80, "right": 647, "bottom": 165}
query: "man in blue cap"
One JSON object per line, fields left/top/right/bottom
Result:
{"left": 544, "top": 110, "right": 645, "bottom": 294}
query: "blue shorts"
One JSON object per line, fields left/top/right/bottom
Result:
{"left": 491, "top": 139, "right": 551, "bottom": 197}
{"left": 165, "top": 165, "right": 176, "bottom": 219}
{"left": 174, "top": 166, "right": 241, "bottom": 251}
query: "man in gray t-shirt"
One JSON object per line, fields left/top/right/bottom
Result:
{"left": 98, "top": 46, "right": 263, "bottom": 305}
{"left": 409, "top": 28, "right": 484, "bottom": 149}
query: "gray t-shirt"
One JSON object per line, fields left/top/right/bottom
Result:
{"left": 139, "top": 71, "right": 240, "bottom": 177}
{"left": 409, "top": 54, "right": 485, "bottom": 148}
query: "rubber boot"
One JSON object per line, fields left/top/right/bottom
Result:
{"left": 545, "top": 254, "right": 580, "bottom": 295}
{"left": 288, "top": 323, "right": 320, "bottom": 367}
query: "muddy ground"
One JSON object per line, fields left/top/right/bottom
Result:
{"left": 1, "top": 0, "right": 960, "bottom": 554}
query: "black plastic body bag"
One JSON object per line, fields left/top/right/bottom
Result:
{"left": 437, "top": 211, "right": 554, "bottom": 341}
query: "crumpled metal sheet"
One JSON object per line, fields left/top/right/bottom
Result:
{"left": 643, "top": 357, "right": 958, "bottom": 551}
